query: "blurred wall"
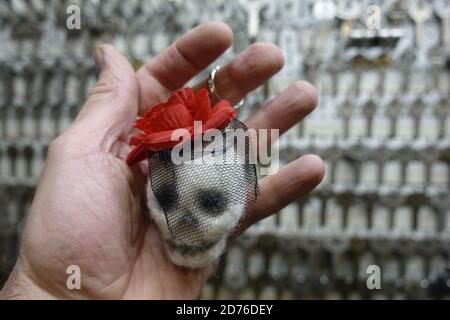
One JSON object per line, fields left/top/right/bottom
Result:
{"left": 0, "top": 0, "right": 449, "bottom": 299}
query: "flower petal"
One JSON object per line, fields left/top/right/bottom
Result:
{"left": 129, "top": 133, "right": 146, "bottom": 146}
{"left": 172, "top": 88, "right": 196, "bottom": 111}
{"left": 143, "top": 103, "right": 193, "bottom": 133}
{"left": 126, "top": 143, "right": 148, "bottom": 165}
{"left": 128, "top": 88, "right": 238, "bottom": 166}
{"left": 193, "top": 88, "right": 211, "bottom": 122}
{"left": 135, "top": 103, "right": 167, "bottom": 133}
{"left": 127, "top": 129, "right": 190, "bottom": 165}
{"left": 160, "top": 103, "right": 193, "bottom": 129}
{"left": 204, "top": 100, "right": 237, "bottom": 130}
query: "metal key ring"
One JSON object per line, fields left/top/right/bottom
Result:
{"left": 208, "top": 65, "right": 245, "bottom": 109}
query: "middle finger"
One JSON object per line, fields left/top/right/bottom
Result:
{"left": 193, "top": 42, "right": 284, "bottom": 105}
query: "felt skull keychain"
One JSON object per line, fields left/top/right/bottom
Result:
{"left": 126, "top": 68, "right": 259, "bottom": 268}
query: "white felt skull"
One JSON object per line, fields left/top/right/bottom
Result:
{"left": 147, "top": 151, "right": 247, "bottom": 269}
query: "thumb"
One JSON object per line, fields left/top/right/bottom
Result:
{"left": 72, "top": 44, "right": 139, "bottom": 142}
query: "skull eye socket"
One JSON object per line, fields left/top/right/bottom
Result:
{"left": 197, "top": 189, "right": 228, "bottom": 215}
{"left": 154, "top": 183, "right": 178, "bottom": 212}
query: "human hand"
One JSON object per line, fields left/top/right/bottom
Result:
{"left": 0, "top": 22, "right": 324, "bottom": 299}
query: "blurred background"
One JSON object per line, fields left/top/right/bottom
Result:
{"left": 0, "top": 0, "right": 449, "bottom": 299}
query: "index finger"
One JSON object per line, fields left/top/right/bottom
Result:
{"left": 136, "top": 22, "right": 233, "bottom": 115}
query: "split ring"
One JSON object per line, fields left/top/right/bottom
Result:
{"left": 208, "top": 65, "right": 245, "bottom": 109}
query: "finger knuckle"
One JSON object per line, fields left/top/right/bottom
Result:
{"left": 87, "top": 76, "right": 137, "bottom": 107}
{"left": 88, "top": 78, "right": 119, "bottom": 101}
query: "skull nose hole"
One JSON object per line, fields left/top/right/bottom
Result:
{"left": 178, "top": 213, "right": 199, "bottom": 229}
{"left": 197, "top": 189, "right": 228, "bottom": 215}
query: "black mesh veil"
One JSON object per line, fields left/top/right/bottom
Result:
{"left": 147, "top": 118, "right": 259, "bottom": 244}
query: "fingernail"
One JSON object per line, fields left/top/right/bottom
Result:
{"left": 93, "top": 46, "right": 104, "bottom": 73}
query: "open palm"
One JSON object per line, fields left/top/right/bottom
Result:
{"left": 1, "top": 22, "right": 324, "bottom": 299}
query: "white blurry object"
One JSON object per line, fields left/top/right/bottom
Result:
{"left": 394, "top": 206, "right": 413, "bottom": 233}
{"left": 417, "top": 206, "right": 436, "bottom": 233}
{"left": 146, "top": 141, "right": 254, "bottom": 268}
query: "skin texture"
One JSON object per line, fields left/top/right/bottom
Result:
{"left": 0, "top": 22, "right": 325, "bottom": 300}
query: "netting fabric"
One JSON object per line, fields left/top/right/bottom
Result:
{"left": 148, "top": 118, "right": 259, "bottom": 247}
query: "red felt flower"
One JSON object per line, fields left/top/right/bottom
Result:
{"left": 126, "top": 88, "right": 237, "bottom": 165}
